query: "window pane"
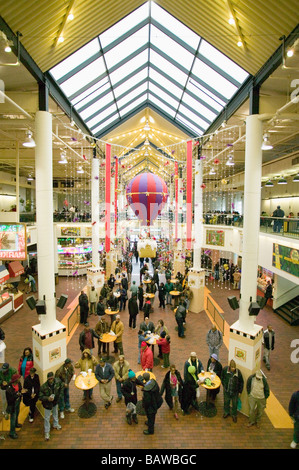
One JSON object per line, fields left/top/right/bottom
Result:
{"left": 149, "top": 68, "right": 183, "bottom": 99}
{"left": 100, "top": 3, "right": 149, "bottom": 48}
{"left": 104, "top": 25, "right": 149, "bottom": 69}
{"left": 176, "top": 113, "right": 203, "bottom": 135}
{"left": 80, "top": 91, "right": 115, "bottom": 120}
{"left": 150, "top": 25, "right": 194, "bottom": 70}
{"left": 199, "top": 40, "right": 249, "bottom": 84}
{"left": 151, "top": 3, "right": 200, "bottom": 51}
{"left": 186, "top": 78, "right": 225, "bottom": 111}
{"left": 60, "top": 57, "right": 106, "bottom": 97}
{"left": 149, "top": 94, "right": 176, "bottom": 118}
{"left": 181, "top": 92, "right": 217, "bottom": 122}
{"left": 178, "top": 104, "right": 209, "bottom": 129}
{"left": 109, "top": 50, "right": 148, "bottom": 86}
{"left": 114, "top": 69, "right": 148, "bottom": 98}
{"left": 119, "top": 95, "right": 147, "bottom": 117}
{"left": 87, "top": 103, "right": 118, "bottom": 128}
{"left": 192, "top": 57, "right": 238, "bottom": 99}
{"left": 73, "top": 79, "right": 110, "bottom": 109}
{"left": 149, "top": 82, "right": 179, "bottom": 110}
{"left": 117, "top": 83, "right": 148, "bottom": 109}
{"left": 150, "top": 50, "right": 188, "bottom": 86}
{"left": 92, "top": 114, "right": 120, "bottom": 135}
{"left": 50, "top": 38, "right": 100, "bottom": 81}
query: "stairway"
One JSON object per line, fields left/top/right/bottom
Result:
{"left": 274, "top": 296, "right": 299, "bottom": 326}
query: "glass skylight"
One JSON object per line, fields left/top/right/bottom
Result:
{"left": 49, "top": 1, "right": 250, "bottom": 138}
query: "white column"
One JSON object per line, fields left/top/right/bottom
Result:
{"left": 237, "top": 114, "right": 263, "bottom": 332}
{"left": 34, "top": 110, "right": 57, "bottom": 331}
{"left": 193, "top": 159, "right": 203, "bottom": 270}
{"left": 91, "top": 156, "right": 99, "bottom": 268}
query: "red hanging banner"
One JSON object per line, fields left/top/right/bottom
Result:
{"left": 186, "top": 140, "right": 192, "bottom": 250}
{"left": 105, "top": 144, "right": 111, "bottom": 253}
{"left": 114, "top": 157, "right": 118, "bottom": 237}
{"left": 175, "top": 161, "right": 178, "bottom": 240}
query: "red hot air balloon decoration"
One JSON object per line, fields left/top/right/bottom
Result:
{"left": 126, "top": 172, "right": 168, "bottom": 226}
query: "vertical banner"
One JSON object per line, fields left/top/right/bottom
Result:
{"left": 114, "top": 157, "right": 118, "bottom": 237}
{"left": 186, "top": 140, "right": 192, "bottom": 250}
{"left": 175, "top": 161, "right": 178, "bottom": 240}
{"left": 105, "top": 143, "right": 111, "bottom": 253}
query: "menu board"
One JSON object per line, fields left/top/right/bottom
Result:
{"left": 0, "top": 224, "right": 27, "bottom": 260}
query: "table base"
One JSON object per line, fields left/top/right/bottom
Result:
{"left": 198, "top": 401, "right": 217, "bottom": 418}
{"left": 78, "top": 402, "right": 97, "bottom": 419}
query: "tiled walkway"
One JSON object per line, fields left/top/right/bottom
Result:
{"left": 0, "top": 266, "right": 298, "bottom": 450}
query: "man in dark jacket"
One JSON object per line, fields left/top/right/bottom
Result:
{"left": 39, "top": 371, "right": 64, "bottom": 441}
{"left": 55, "top": 358, "right": 75, "bottom": 418}
{"left": 128, "top": 295, "right": 139, "bottom": 329}
{"left": 289, "top": 389, "right": 299, "bottom": 449}
{"left": 95, "top": 357, "right": 115, "bottom": 409}
{"left": 6, "top": 373, "right": 24, "bottom": 439}
{"left": 175, "top": 301, "right": 186, "bottom": 338}
{"left": 79, "top": 324, "right": 100, "bottom": 354}
{"left": 121, "top": 370, "right": 143, "bottom": 425}
{"left": 79, "top": 290, "right": 89, "bottom": 325}
{"left": 138, "top": 283, "right": 144, "bottom": 311}
{"left": 158, "top": 282, "right": 166, "bottom": 309}
{"left": 246, "top": 370, "right": 270, "bottom": 428}
{"left": 142, "top": 373, "right": 162, "bottom": 435}
{"left": 221, "top": 359, "right": 244, "bottom": 423}
{"left": 23, "top": 367, "right": 40, "bottom": 423}
{"left": 96, "top": 297, "right": 106, "bottom": 317}
{"left": 272, "top": 205, "right": 284, "bottom": 232}
{"left": 0, "top": 362, "right": 17, "bottom": 420}
{"left": 263, "top": 325, "right": 275, "bottom": 370}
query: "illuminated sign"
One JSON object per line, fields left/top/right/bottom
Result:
{"left": 0, "top": 224, "right": 27, "bottom": 260}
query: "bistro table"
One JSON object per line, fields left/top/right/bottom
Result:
{"left": 198, "top": 371, "right": 221, "bottom": 417}
{"left": 135, "top": 370, "right": 156, "bottom": 416}
{"left": 105, "top": 308, "right": 119, "bottom": 325}
{"left": 75, "top": 372, "right": 99, "bottom": 418}
{"left": 99, "top": 332, "right": 117, "bottom": 363}
{"left": 169, "top": 290, "right": 181, "bottom": 310}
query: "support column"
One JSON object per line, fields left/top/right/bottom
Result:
{"left": 32, "top": 111, "right": 67, "bottom": 408}
{"left": 188, "top": 159, "right": 205, "bottom": 313}
{"left": 229, "top": 114, "right": 264, "bottom": 417}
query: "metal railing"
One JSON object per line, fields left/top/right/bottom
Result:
{"left": 206, "top": 296, "right": 225, "bottom": 336}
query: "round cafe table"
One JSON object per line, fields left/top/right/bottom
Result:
{"left": 135, "top": 370, "right": 156, "bottom": 416}
{"left": 198, "top": 371, "right": 221, "bottom": 418}
{"left": 99, "top": 332, "right": 117, "bottom": 363}
{"left": 105, "top": 308, "right": 119, "bottom": 325}
{"left": 169, "top": 290, "right": 181, "bottom": 310}
{"left": 145, "top": 333, "right": 160, "bottom": 366}
{"left": 143, "top": 279, "right": 152, "bottom": 284}
{"left": 75, "top": 372, "right": 98, "bottom": 418}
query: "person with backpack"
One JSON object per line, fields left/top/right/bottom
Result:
{"left": 206, "top": 324, "right": 223, "bottom": 359}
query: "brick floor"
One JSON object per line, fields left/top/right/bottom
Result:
{"left": 0, "top": 275, "right": 298, "bottom": 450}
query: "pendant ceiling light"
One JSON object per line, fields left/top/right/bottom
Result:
{"left": 22, "top": 130, "right": 36, "bottom": 148}
{"left": 277, "top": 176, "right": 287, "bottom": 184}
{"left": 261, "top": 133, "right": 273, "bottom": 150}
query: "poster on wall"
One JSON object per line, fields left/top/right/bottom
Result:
{"left": 206, "top": 229, "right": 225, "bottom": 246}
{"left": 0, "top": 223, "right": 27, "bottom": 260}
{"left": 272, "top": 243, "right": 299, "bottom": 278}
{"left": 61, "top": 226, "right": 81, "bottom": 237}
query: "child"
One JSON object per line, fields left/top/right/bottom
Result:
{"left": 156, "top": 331, "right": 171, "bottom": 368}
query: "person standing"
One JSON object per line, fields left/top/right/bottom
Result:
{"left": 158, "top": 282, "right": 166, "bottom": 309}
{"left": 79, "top": 324, "right": 100, "bottom": 356}
{"left": 184, "top": 352, "right": 204, "bottom": 380}
{"left": 5, "top": 374, "right": 25, "bottom": 439}
{"left": 95, "top": 316, "right": 109, "bottom": 356}
{"left": 289, "top": 389, "right": 299, "bottom": 449}
{"left": 95, "top": 357, "right": 115, "bottom": 409}
{"left": 121, "top": 370, "right": 142, "bottom": 425}
{"left": 165, "top": 279, "right": 174, "bottom": 305}
{"left": 25, "top": 274, "right": 37, "bottom": 293}
{"left": 88, "top": 286, "right": 98, "bottom": 315}
{"left": 129, "top": 280, "right": 138, "bottom": 298}
{"left": 79, "top": 290, "right": 89, "bottom": 325}
{"left": 96, "top": 296, "right": 106, "bottom": 317}
{"left": 23, "top": 367, "right": 40, "bottom": 423}
{"left": 272, "top": 205, "right": 285, "bottom": 233}
{"left": 119, "top": 287, "right": 128, "bottom": 312}
{"left": 18, "top": 347, "right": 34, "bottom": 380}
{"left": 113, "top": 355, "right": 130, "bottom": 403}
{"left": 264, "top": 281, "right": 273, "bottom": 306}
{"left": 206, "top": 324, "right": 223, "bottom": 359}
{"left": 107, "top": 274, "right": 116, "bottom": 291}
{"left": 160, "top": 365, "right": 183, "bottom": 420}
{"left": 74, "top": 349, "right": 98, "bottom": 401}
{"left": 156, "top": 332, "right": 171, "bottom": 369}
{"left": 206, "top": 354, "right": 222, "bottom": 401}
{"left": 263, "top": 325, "right": 275, "bottom": 370}
{"left": 140, "top": 341, "right": 154, "bottom": 372}
{"left": 140, "top": 317, "right": 155, "bottom": 334}
{"left": 233, "top": 269, "right": 241, "bottom": 289}
{"left": 153, "top": 269, "right": 159, "bottom": 291}
{"left": 246, "top": 370, "right": 270, "bottom": 428}
{"left": 111, "top": 315, "right": 124, "bottom": 355}
{"left": 128, "top": 294, "right": 139, "bottom": 329}
{"left": 142, "top": 373, "right": 163, "bottom": 435}
{"left": 39, "top": 372, "right": 64, "bottom": 441}
{"left": 0, "top": 362, "right": 17, "bottom": 420}
{"left": 175, "top": 301, "right": 187, "bottom": 338}
{"left": 55, "top": 358, "right": 75, "bottom": 419}
{"left": 138, "top": 283, "right": 144, "bottom": 312}
{"left": 221, "top": 359, "right": 244, "bottom": 423}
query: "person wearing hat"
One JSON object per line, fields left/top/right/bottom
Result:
{"left": 121, "top": 370, "right": 143, "bottom": 425}
{"left": 221, "top": 359, "right": 244, "bottom": 423}
{"left": 23, "top": 367, "right": 40, "bottom": 423}
{"left": 206, "top": 324, "right": 223, "bottom": 359}
{"left": 140, "top": 341, "right": 154, "bottom": 372}
{"left": 111, "top": 315, "right": 124, "bottom": 355}
{"left": 74, "top": 349, "right": 98, "bottom": 401}
{"left": 95, "top": 357, "right": 115, "bottom": 409}
{"left": 142, "top": 374, "right": 163, "bottom": 435}
{"left": 184, "top": 352, "right": 204, "bottom": 381}
{"left": 0, "top": 362, "right": 17, "bottom": 420}
{"left": 5, "top": 373, "right": 25, "bottom": 439}
{"left": 246, "top": 369, "right": 270, "bottom": 428}
{"left": 55, "top": 358, "right": 75, "bottom": 419}
{"left": 39, "top": 371, "right": 64, "bottom": 441}
{"left": 206, "top": 354, "right": 223, "bottom": 401}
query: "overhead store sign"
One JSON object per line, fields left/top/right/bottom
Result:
{"left": 0, "top": 224, "right": 27, "bottom": 260}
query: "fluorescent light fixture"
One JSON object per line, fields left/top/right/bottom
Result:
{"left": 264, "top": 180, "right": 274, "bottom": 187}
{"left": 22, "top": 130, "right": 36, "bottom": 148}
{"left": 277, "top": 176, "right": 287, "bottom": 184}
{"left": 261, "top": 134, "right": 273, "bottom": 150}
